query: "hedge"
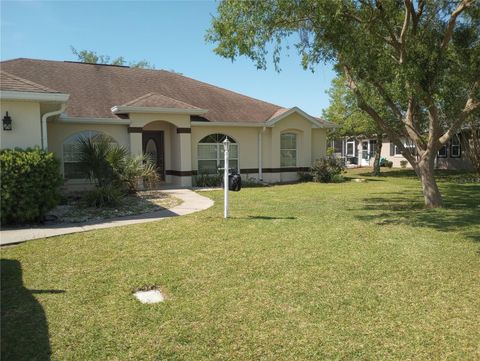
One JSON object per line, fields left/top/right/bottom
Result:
{"left": 1, "top": 148, "right": 63, "bottom": 224}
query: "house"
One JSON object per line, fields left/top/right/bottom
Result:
{"left": 330, "top": 135, "right": 473, "bottom": 170}
{"left": 0, "top": 58, "right": 337, "bottom": 188}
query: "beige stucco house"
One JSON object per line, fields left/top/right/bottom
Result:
{"left": 0, "top": 58, "right": 337, "bottom": 187}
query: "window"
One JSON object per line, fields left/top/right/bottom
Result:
{"left": 63, "top": 130, "right": 116, "bottom": 179}
{"left": 197, "top": 133, "right": 238, "bottom": 174}
{"left": 438, "top": 144, "right": 447, "bottom": 158}
{"left": 450, "top": 134, "right": 461, "bottom": 158}
{"left": 280, "top": 133, "right": 297, "bottom": 167}
{"left": 346, "top": 139, "right": 355, "bottom": 157}
{"left": 394, "top": 141, "right": 416, "bottom": 156}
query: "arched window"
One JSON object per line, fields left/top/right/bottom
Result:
{"left": 280, "top": 133, "right": 297, "bottom": 167}
{"left": 63, "top": 130, "right": 116, "bottom": 179}
{"left": 197, "top": 133, "right": 238, "bottom": 174}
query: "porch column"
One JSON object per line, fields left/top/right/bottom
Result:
{"left": 128, "top": 127, "right": 143, "bottom": 156}
{"left": 176, "top": 127, "right": 193, "bottom": 187}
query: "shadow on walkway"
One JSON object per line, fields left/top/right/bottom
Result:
{"left": 1, "top": 259, "right": 65, "bottom": 360}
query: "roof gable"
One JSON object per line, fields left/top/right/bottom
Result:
{"left": 266, "top": 107, "right": 338, "bottom": 128}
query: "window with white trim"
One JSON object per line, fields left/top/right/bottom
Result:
{"left": 197, "top": 134, "right": 238, "bottom": 174}
{"left": 450, "top": 134, "right": 461, "bottom": 158}
{"left": 437, "top": 144, "right": 447, "bottom": 158}
{"left": 280, "top": 133, "right": 297, "bottom": 167}
{"left": 346, "top": 139, "right": 355, "bottom": 157}
{"left": 394, "top": 141, "right": 416, "bottom": 156}
{"left": 63, "top": 131, "right": 116, "bottom": 179}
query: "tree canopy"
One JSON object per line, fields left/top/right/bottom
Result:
{"left": 71, "top": 47, "right": 155, "bottom": 69}
{"left": 207, "top": 0, "right": 480, "bottom": 207}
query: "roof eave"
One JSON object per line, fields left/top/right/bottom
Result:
{"left": 111, "top": 105, "right": 208, "bottom": 116}
{"left": 0, "top": 90, "right": 70, "bottom": 102}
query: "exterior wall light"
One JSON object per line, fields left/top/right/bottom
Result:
{"left": 2, "top": 112, "right": 12, "bottom": 131}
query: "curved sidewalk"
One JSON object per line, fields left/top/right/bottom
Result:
{"left": 0, "top": 189, "right": 214, "bottom": 246}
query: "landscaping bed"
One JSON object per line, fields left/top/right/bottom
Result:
{"left": 49, "top": 190, "right": 182, "bottom": 223}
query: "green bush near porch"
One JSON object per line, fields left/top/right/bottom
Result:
{"left": 0, "top": 148, "right": 63, "bottom": 224}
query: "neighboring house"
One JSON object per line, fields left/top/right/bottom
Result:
{"left": 330, "top": 135, "right": 473, "bottom": 170}
{"left": 0, "top": 58, "right": 337, "bottom": 188}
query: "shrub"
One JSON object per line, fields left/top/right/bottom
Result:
{"left": 298, "top": 172, "right": 314, "bottom": 182}
{"left": 310, "top": 157, "right": 345, "bottom": 183}
{"left": 400, "top": 160, "right": 408, "bottom": 168}
{"left": 116, "top": 154, "right": 158, "bottom": 193}
{"left": 1, "top": 148, "right": 63, "bottom": 224}
{"left": 194, "top": 172, "right": 223, "bottom": 187}
{"left": 331, "top": 174, "right": 346, "bottom": 183}
{"left": 386, "top": 160, "right": 394, "bottom": 168}
{"left": 83, "top": 185, "right": 123, "bottom": 208}
{"left": 242, "top": 177, "right": 266, "bottom": 187}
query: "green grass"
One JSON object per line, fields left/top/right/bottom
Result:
{"left": 2, "top": 169, "right": 479, "bottom": 360}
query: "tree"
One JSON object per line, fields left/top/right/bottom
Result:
{"left": 207, "top": 0, "right": 480, "bottom": 208}
{"left": 71, "top": 47, "right": 155, "bottom": 69}
{"left": 323, "top": 76, "right": 388, "bottom": 176}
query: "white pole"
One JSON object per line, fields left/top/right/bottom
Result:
{"left": 223, "top": 139, "right": 229, "bottom": 219}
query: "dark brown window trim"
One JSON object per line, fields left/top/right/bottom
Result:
{"left": 168, "top": 168, "right": 310, "bottom": 177}
{"left": 127, "top": 127, "right": 143, "bottom": 133}
{"left": 176, "top": 128, "right": 192, "bottom": 134}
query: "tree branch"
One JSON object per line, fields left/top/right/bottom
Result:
{"left": 439, "top": 96, "right": 480, "bottom": 145}
{"left": 404, "top": 98, "right": 427, "bottom": 153}
{"left": 441, "top": 0, "right": 473, "bottom": 50}
{"left": 343, "top": 65, "right": 416, "bottom": 164}
{"left": 399, "top": 0, "right": 411, "bottom": 63}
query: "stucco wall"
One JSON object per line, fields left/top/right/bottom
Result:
{"left": 0, "top": 100, "right": 42, "bottom": 149}
{"left": 191, "top": 113, "right": 326, "bottom": 183}
{"left": 191, "top": 126, "right": 261, "bottom": 172}
{"left": 47, "top": 122, "right": 129, "bottom": 176}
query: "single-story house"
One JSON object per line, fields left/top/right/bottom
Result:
{"left": 0, "top": 58, "right": 337, "bottom": 188}
{"left": 330, "top": 135, "right": 473, "bottom": 170}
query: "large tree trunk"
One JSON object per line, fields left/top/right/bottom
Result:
{"left": 415, "top": 156, "right": 443, "bottom": 208}
{"left": 372, "top": 134, "right": 383, "bottom": 176}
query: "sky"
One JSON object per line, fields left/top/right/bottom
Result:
{"left": 0, "top": 0, "right": 336, "bottom": 116}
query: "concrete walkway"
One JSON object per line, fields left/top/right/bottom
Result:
{"left": 0, "top": 189, "right": 214, "bottom": 246}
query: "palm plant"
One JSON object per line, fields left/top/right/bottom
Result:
{"left": 75, "top": 135, "right": 159, "bottom": 206}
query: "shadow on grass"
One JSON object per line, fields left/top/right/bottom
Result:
{"left": 355, "top": 168, "right": 477, "bottom": 181}
{"left": 355, "top": 182, "right": 480, "bottom": 242}
{"left": 1, "top": 259, "right": 65, "bottom": 360}
{"left": 247, "top": 215, "right": 296, "bottom": 220}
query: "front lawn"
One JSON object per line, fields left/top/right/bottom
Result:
{"left": 2, "top": 169, "right": 479, "bottom": 360}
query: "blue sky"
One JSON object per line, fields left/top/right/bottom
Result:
{"left": 0, "top": 1, "right": 335, "bottom": 116}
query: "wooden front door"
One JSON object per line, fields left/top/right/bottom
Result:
{"left": 142, "top": 131, "right": 165, "bottom": 181}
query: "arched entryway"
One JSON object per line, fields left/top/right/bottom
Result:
{"left": 142, "top": 131, "right": 165, "bottom": 180}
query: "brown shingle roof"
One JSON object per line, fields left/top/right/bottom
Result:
{"left": 0, "top": 58, "right": 283, "bottom": 122}
{"left": 121, "top": 92, "right": 202, "bottom": 110}
{"left": 0, "top": 70, "right": 59, "bottom": 93}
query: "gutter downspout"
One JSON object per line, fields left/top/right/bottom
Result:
{"left": 41, "top": 104, "right": 66, "bottom": 150}
{"left": 258, "top": 127, "right": 266, "bottom": 180}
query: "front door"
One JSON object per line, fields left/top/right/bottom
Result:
{"left": 361, "top": 140, "right": 370, "bottom": 166}
{"left": 142, "top": 131, "right": 165, "bottom": 181}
